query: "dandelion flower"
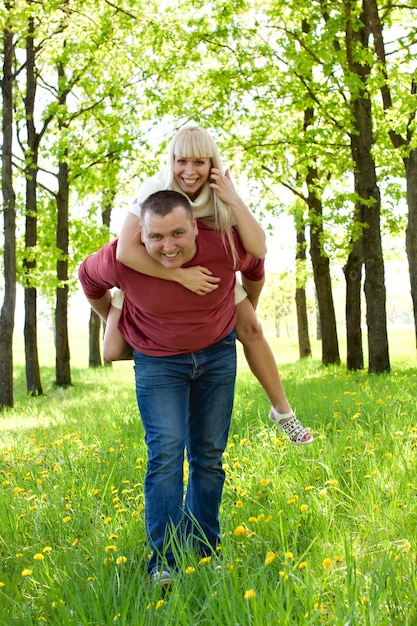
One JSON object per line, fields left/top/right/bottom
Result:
{"left": 265, "top": 551, "right": 276, "bottom": 566}
{"left": 156, "top": 599, "right": 165, "bottom": 609}
{"left": 322, "top": 558, "right": 332, "bottom": 570}
{"left": 105, "top": 545, "right": 117, "bottom": 553}
{"left": 300, "top": 504, "right": 309, "bottom": 512}
{"left": 0, "top": 582, "right": 5, "bottom": 587}
{"left": 42, "top": 546, "right": 52, "bottom": 553}
{"left": 236, "top": 500, "right": 243, "bottom": 508}
{"left": 116, "top": 556, "right": 127, "bottom": 565}
{"left": 235, "top": 525, "right": 247, "bottom": 536}
{"left": 62, "top": 516, "right": 71, "bottom": 523}
{"left": 33, "top": 553, "right": 45, "bottom": 561}
{"left": 285, "top": 551, "right": 294, "bottom": 560}
{"left": 185, "top": 566, "right": 196, "bottom": 574}
{"left": 199, "top": 556, "right": 212, "bottom": 566}
{"left": 21, "top": 569, "right": 33, "bottom": 576}
{"left": 244, "top": 589, "right": 256, "bottom": 600}
{"left": 299, "top": 561, "right": 307, "bottom": 569}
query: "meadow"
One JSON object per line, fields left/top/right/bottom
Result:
{"left": 1, "top": 327, "right": 416, "bottom": 625}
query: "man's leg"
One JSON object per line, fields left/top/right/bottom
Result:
{"left": 184, "top": 330, "right": 237, "bottom": 553}
{"left": 133, "top": 351, "right": 191, "bottom": 574}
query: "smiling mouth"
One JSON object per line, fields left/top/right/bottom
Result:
{"left": 163, "top": 251, "right": 179, "bottom": 258}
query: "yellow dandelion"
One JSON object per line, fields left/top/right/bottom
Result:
{"left": 285, "top": 551, "right": 294, "bottom": 560}
{"left": 108, "top": 534, "right": 119, "bottom": 540}
{"left": 235, "top": 525, "right": 247, "bottom": 536}
{"left": 87, "top": 576, "right": 95, "bottom": 582}
{"left": 0, "top": 582, "right": 5, "bottom": 587}
{"left": 185, "top": 566, "right": 196, "bottom": 574}
{"left": 42, "top": 546, "right": 52, "bottom": 553}
{"left": 260, "top": 479, "right": 269, "bottom": 486}
{"left": 103, "top": 557, "right": 112, "bottom": 565}
{"left": 116, "top": 556, "right": 127, "bottom": 565}
{"left": 322, "top": 558, "right": 332, "bottom": 570}
{"left": 104, "top": 517, "right": 112, "bottom": 524}
{"left": 62, "top": 516, "right": 71, "bottom": 523}
{"left": 33, "top": 553, "right": 45, "bottom": 561}
{"left": 156, "top": 599, "right": 165, "bottom": 609}
{"left": 248, "top": 517, "right": 258, "bottom": 523}
{"left": 21, "top": 569, "right": 33, "bottom": 576}
{"left": 299, "top": 561, "right": 307, "bottom": 569}
{"left": 305, "top": 485, "right": 314, "bottom": 491}
{"left": 244, "top": 589, "right": 256, "bottom": 600}
{"left": 374, "top": 504, "right": 380, "bottom": 512}
{"left": 199, "top": 556, "right": 212, "bottom": 565}
{"left": 105, "top": 545, "right": 117, "bottom": 553}
{"left": 265, "top": 551, "right": 276, "bottom": 566}
{"left": 236, "top": 500, "right": 243, "bottom": 508}
{"left": 300, "top": 504, "right": 309, "bottom": 512}
{"left": 72, "top": 539, "right": 79, "bottom": 547}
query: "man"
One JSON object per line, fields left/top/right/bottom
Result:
{"left": 78, "top": 190, "right": 265, "bottom": 586}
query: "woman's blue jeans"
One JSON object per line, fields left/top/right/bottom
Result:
{"left": 133, "top": 330, "right": 236, "bottom": 574}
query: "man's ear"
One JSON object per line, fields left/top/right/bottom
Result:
{"left": 193, "top": 217, "right": 198, "bottom": 235}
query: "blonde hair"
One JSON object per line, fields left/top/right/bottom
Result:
{"left": 163, "top": 125, "right": 238, "bottom": 264}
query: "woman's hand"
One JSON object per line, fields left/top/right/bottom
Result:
{"left": 176, "top": 266, "right": 221, "bottom": 295}
{"left": 209, "top": 168, "right": 239, "bottom": 205}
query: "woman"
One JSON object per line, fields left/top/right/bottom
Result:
{"left": 106, "top": 125, "right": 312, "bottom": 445}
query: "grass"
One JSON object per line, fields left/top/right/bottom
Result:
{"left": 1, "top": 328, "right": 416, "bottom": 624}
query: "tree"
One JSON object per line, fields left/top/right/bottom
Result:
{"left": 366, "top": 0, "right": 417, "bottom": 355}
{"left": 0, "top": 3, "right": 17, "bottom": 408}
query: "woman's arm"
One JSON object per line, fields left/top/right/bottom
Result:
{"left": 209, "top": 168, "right": 267, "bottom": 259}
{"left": 116, "top": 212, "right": 220, "bottom": 295}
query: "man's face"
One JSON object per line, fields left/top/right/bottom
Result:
{"left": 140, "top": 205, "right": 198, "bottom": 268}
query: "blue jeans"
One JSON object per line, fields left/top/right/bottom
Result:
{"left": 133, "top": 330, "right": 236, "bottom": 574}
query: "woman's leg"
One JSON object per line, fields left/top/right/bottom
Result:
{"left": 235, "top": 297, "right": 312, "bottom": 444}
{"left": 103, "top": 304, "right": 133, "bottom": 361}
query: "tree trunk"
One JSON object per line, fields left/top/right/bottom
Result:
{"left": 88, "top": 188, "right": 115, "bottom": 367}
{"left": 295, "top": 224, "right": 311, "bottom": 358}
{"left": 405, "top": 150, "right": 417, "bottom": 354}
{"left": 366, "top": 0, "right": 417, "bottom": 354}
{"left": 24, "top": 17, "right": 43, "bottom": 396}
{"left": 55, "top": 157, "right": 71, "bottom": 386}
{"left": 306, "top": 168, "right": 340, "bottom": 365}
{"left": 0, "top": 19, "right": 16, "bottom": 409}
{"left": 89, "top": 309, "right": 102, "bottom": 367}
{"left": 347, "top": 3, "right": 390, "bottom": 373}
{"left": 302, "top": 101, "right": 339, "bottom": 365}
{"left": 343, "top": 235, "right": 364, "bottom": 370}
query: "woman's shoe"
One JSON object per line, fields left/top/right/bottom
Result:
{"left": 269, "top": 407, "right": 313, "bottom": 445}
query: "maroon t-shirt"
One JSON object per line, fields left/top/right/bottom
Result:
{"left": 78, "top": 220, "right": 264, "bottom": 356}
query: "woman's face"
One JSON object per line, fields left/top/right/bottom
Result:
{"left": 173, "top": 156, "right": 211, "bottom": 201}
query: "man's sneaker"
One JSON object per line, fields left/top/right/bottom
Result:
{"left": 150, "top": 568, "right": 173, "bottom": 591}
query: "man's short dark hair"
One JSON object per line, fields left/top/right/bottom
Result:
{"left": 140, "top": 190, "right": 193, "bottom": 222}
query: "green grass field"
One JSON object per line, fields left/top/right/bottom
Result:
{"left": 1, "top": 327, "right": 416, "bottom": 624}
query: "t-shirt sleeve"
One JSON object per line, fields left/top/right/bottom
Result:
{"left": 78, "top": 241, "right": 119, "bottom": 299}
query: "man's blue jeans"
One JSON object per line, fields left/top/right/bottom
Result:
{"left": 133, "top": 330, "right": 236, "bottom": 574}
